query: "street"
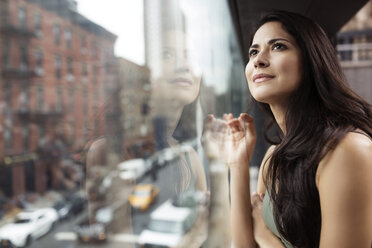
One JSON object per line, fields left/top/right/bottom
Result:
{"left": 28, "top": 158, "right": 181, "bottom": 248}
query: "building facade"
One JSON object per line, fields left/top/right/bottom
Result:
{"left": 337, "top": 0, "right": 372, "bottom": 104}
{"left": 117, "top": 57, "right": 154, "bottom": 159}
{"left": 0, "top": 0, "right": 117, "bottom": 197}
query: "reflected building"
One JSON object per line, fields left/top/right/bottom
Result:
{"left": 0, "top": 0, "right": 117, "bottom": 198}
{"left": 117, "top": 58, "right": 154, "bottom": 158}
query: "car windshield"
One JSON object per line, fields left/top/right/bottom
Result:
{"left": 14, "top": 218, "right": 31, "bottom": 224}
{"left": 148, "top": 220, "right": 183, "bottom": 234}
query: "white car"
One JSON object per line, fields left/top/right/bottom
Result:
{"left": 0, "top": 208, "right": 58, "bottom": 247}
{"left": 138, "top": 200, "right": 197, "bottom": 247}
{"left": 118, "top": 159, "right": 148, "bottom": 181}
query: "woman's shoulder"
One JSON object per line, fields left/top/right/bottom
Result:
{"left": 316, "top": 131, "right": 372, "bottom": 190}
{"left": 86, "top": 137, "right": 108, "bottom": 167}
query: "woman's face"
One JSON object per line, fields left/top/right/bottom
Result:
{"left": 154, "top": 30, "right": 201, "bottom": 106}
{"left": 245, "top": 21, "right": 302, "bottom": 106}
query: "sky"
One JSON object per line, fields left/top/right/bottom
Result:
{"left": 76, "top": 0, "right": 145, "bottom": 65}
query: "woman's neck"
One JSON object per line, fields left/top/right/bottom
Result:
{"left": 270, "top": 103, "right": 288, "bottom": 135}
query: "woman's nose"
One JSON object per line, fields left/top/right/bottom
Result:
{"left": 253, "top": 53, "right": 269, "bottom": 68}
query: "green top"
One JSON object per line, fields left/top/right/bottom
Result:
{"left": 262, "top": 191, "right": 293, "bottom": 248}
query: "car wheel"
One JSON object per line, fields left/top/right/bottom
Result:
{"left": 51, "top": 221, "right": 56, "bottom": 231}
{"left": 25, "top": 235, "right": 33, "bottom": 247}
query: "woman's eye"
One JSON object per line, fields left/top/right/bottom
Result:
{"left": 273, "top": 43, "right": 286, "bottom": 50}
{"left": 249, "top": 49, "right": 258, "bottom": 57}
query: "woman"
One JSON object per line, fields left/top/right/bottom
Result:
{"left": 152, "top": 28, "right": 207, "bottom": 193}
{"left": 205, "top": 10, "right": 372, "bottom": 247}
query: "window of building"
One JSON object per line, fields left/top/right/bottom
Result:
{"left": 93, "top": 65, "right": 98, "bottom": 84}
{"left": 2, "top": 39, "right": 10, "bottom": 69}
{"left": 56, "top": 87, "right": 63, "bottom": 111}
{"left": 22, "top": 124, "right": 30, "bottom": 151}
{"left": 19, "top": 86, "right": 29, "bottom": 111}
{"left": 65, "top": 27, "right": 72, "bottom": 48}
{"left": 83, "top": 91, "right": 88, "bottom": 113}
{"left": 66, "top": 58, "right": 74, "bottom": 81}
{"left": 37, "top": 86, "right": 43, "bottom": 111}
{"left": 38, "top": 124, "right": 45, "bottom": 142}
{"left": 81, "top": 35, "right": 87, "bottom": 54}
{"left": 4, "top": 127, "right": 12, "bottom": 152}
{"left": 91, "top": 41, "right": 97, "bottom": 58}
{"left": 82, "top": 62, "right": 88, "bottom": 83}
{"left": 53, "top": 23, "right": 61, "bottom": 45}
{"left": 55, "top": 55, "right": 61, "bottom": 79}
{"left": 1, "top": 0, "right": 9, "bottom": 26}
{"left": 34, "top": 13, "right": 42, "bottom": 37}
{"left": 2, "top": 83, "right": 11, "bottom": 111}
{"left": 69, "top": 88, "right": 74, "bottom": 111}
{"left": 19, "top": 45, "right": 28, "bottom": 71}
{"left": 18, "top": 7, "right": 27, "bottom": 29}
{"left": 35, "top": 50, "right": 43, "bottom": 76}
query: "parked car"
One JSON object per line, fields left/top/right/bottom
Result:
{"left": 138, "top": 200, "right": 197, "bottom": 247}
{"left": 74, "top": 206, "right": 113, "bottom": 243}
{"left": 67, "top": 192, "right": 87, "bottom": 215}
{"left": 53, "top": 199, "right": 73, "bottom": 221}
{"left": 75, "top": 218, "right": 107, "bottom": 243}
{"left": 129, "top": 184, "right": 159, "bottom": 211}
{"left": 118, "top": 159, "right": 148, "bottom": 181}
{"left": 0, "top": 208, "right": 58, "bottom": 247}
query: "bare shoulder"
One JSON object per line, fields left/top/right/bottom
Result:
{"left": 185, "top": 146, "right": 207, "bottom": 192}
{"left": 88, "top": 137, "right": 107, "bottom": 152}
{"left": 317, "top": 131, "right": 372, "bottom": 187}
{"left": 86, "top": 137, "right": 107, "bottom": 167}
{"left": 316, "top": 132, "right": 372, "bottom": 247}
{"left": 257, "top": 145, "right": 276, "bottom": 195}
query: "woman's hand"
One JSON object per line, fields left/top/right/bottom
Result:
{"left": 202, "top": 113, "right": 256, "bottom": 168}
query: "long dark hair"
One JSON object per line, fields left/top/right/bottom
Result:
{"left": 251, "top": 10, "right": 372, "bottom": 248}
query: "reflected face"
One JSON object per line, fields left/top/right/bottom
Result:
{"left": 154, "top": 30, "right": 201, "bottom": 105}
{"left": 245, "top": 22, "right": 302, "bottom": 106}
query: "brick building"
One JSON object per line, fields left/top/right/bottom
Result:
{"left": 0, "top": 0, "right": 117, "bottom": 197}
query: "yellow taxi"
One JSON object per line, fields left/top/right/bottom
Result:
{"left": 129, "top": 184, "right": 159, "bottom": 211}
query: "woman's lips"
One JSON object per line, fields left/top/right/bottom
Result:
{"left": 252, "top": 73, "right": 275, "bottom": 83}
{"left": 171, "top": 78, "right": 193, "bottom": 86}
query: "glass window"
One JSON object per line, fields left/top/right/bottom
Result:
{"left": 34, "top": 13, "right": 42, "bottom": 37}
{"left": 55, "top": 55, "right": 61, "bottom": 79}
{"left": 1, "top": 0, "right": 9, "bottom": 25}
{"left": 2, "top": 39, "right": 10, "bottom": 69}
{"left": 66, "top": 57, "right": 74, "bottom": 81}
{"left": 37, "top": 86, "right": 43, "bottom": 110}
{"left": 68, "top": 88, "right": 74, "bottom": 111}
{"left": 4, "top": 127, "right": 12, "bottom": 152}
{"left": 18, "top": 7, "right": 26, "bottom": 28}
{"left": 7, "top": 1, "right": 372, "bottom": 247}
{"left": 53, "top": 23, "right": 61, "bottom": 45}
{"left": 56, "top": 87, "right": 63, "bottom": 111}
{"left": 65, "top": 27, "right": 72, "bottom": 48}
{"left": 19, "top": 85, "right": 29, "bottom": 111}
{"left": 81, "top": 35, "right": 87, "bottom": 54}
{"left": 19, "top": 45, "right": 28, "bottom": 71}
{"left": 22, "top": 123, "right": 30, "bottom": 151}
{"left": 35, "top": 50, "right": 43, "bottom": 76}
